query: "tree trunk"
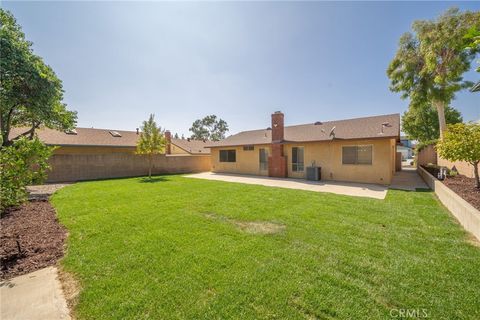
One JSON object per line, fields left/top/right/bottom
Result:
{"left": 148, "top": 155, "right": 152, "bottom": 180}
{"left": 473, "top": 161, "right": 480, "bottom": 189}
{"left": 1, "top": 106, "right": 16, "bottom": 147}
{"left": 28, "top": 122, "right": 38, "bottom": 139}
{"left": 434, "top": 100, "right": 447, "bottom": 140}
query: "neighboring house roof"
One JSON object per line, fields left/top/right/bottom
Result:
{"left": 171, "top": 138, "right": 213, "bottom": 155}
{"left": 9, "top": 127, "right": 139, "bottom": 147}
{"left": 208, "top": 113, "right": 400, "bottom": 148}
{"left": 8, "top": 127, "right": 212, "bottom": 154}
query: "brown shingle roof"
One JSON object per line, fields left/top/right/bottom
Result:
{"left": 8, "top": 127, "right": 212, "bottom": 154}
{"left": 208, "top": 113, "right": 400, "bottom": 147}
{"left": 171, "top": 138, "right": 213, "bottom": 155}
{"left": 9, "top": 127, "right": 139, "bottom": 147}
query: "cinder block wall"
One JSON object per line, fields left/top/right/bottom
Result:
{"left": 416, "top": 145, "right": 437, "bottom": 166}
{"left": 438, "top": 158, "right": 475, "bottom": 179}
{"left": 416, "top": 144, "right": 474, "bottom": 178}
{"left": 46, "top": 154, "right": 211, "bottom": 182}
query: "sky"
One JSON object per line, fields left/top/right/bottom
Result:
{"left": 3, "top": 1, "right": 480, "bottom": 137}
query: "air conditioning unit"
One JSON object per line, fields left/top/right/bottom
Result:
{"left": 306, "top": 166, "right": 321, "bottom": 181}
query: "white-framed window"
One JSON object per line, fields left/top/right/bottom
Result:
{"left": 292, "top": 147, "right": 304, "bottom": 172}
{"left": 342, "top": 145, "right": 373, "bottom": 165}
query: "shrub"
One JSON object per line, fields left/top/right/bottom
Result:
{"left": 448, "top": 170, "right": 458, "bottom": 177}
{"left": 0, "top": 137, "right": 54, "bottom": 212}
{"left": 437, "top": 123, "right": 480, "bottom": 188}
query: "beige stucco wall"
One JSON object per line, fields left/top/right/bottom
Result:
{"left": 211, "top": 144, "right": 271, "bottom": 176}
{"left": 284, "top": 139, "right": 395, "bottom": 184}
{"left": 211, "top": 138, "right": 396, "bottom": 184}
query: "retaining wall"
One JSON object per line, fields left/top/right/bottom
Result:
{"left": 418, "top": 166, "right": 480, "bottom": 241}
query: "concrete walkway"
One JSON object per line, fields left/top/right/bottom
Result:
{"left": 27, "top": 183, "right": 71, "bottom": 201}
{"left": 0, "top": 267, "right": 70, "bottom": 320}
{"left": 390, "top": 167, "right": 429, "bottom": 191}
{"left": 185, "top": 172, "right": 388, "bottom": 199}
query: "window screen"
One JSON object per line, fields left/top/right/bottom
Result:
{"left": 357, "top": 145, "right": 373, "bottom": 164}
{"left": 342, "top": 146, "right": 372, "bottom": 165}
{"left": 292, "top": 147, "right": 304, "bottom": 172}
{"left": 219, "top": 150, "right": 236, "bottom": 162}
{"left": 342, "top": 146, "right": 357, "bottom": 164}
{"left": 259, "top": 148, "right": 268, "bottom": 171}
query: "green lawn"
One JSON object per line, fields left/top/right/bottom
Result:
{"left": 51, "top": 175, "right": 480, "bottom": 319}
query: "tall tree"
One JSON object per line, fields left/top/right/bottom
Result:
{"left": 402, "top": 103, "right": 462, "bottom": 143}
{"left": 189, "top": 115, "right": 229, "bottom": 141}
{"left": 387, "top": 8, "right": 479, "bottom": 139}
{"left": 0, "top": 9, "right": 76, "bottom": 147}
{"left": 463, "top": 26, "right": 480, "bottom": 72}
{"left": 437, "top": 123, "right": 480, "bottom": 188}
{"left": 136, "top": 114, "right": 165, "bottom": 180}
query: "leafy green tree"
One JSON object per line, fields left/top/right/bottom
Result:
{"left": 0, "top": 9, "right": 76, "bottom": 147}
{"left": 402, "top": 103, "right": 462, "bottom": 143}
{"left": 0, "top": 137, "right": 54, "bottom": 212}
{"left": 136, "top": 114, "right": 165, "bottom": 180}
{"left": 437, "top": 123, "right": 480, "bottom": 188}
{"left": 189, "top": 115, "right": 229, "bottom": 141}
{"left": 463, "top": 26, "right": 480, "bottom": 72}
{"left": 387, "top": 8, "right": 480, "bottom": 139}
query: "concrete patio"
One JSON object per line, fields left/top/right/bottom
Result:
{"left": 185, "top": 172, "right": 388, "bottom": 199}
{"left": 389, "top": 167, "right": 429, "bottom": 191}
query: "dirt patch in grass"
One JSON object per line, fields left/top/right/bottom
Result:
{"left": 0, "top": 200, "right": 67, "bottom": 280}
{"left": 234, "top": 221, "right": 286, "bottom": 234}
{"left": 58, "top": 267, "right": 81, "bottom": 319}
{"left": 204, "top": 213, "right": 285, "bottom": 235}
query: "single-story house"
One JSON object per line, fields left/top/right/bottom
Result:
{"left": 9, "top": 127, "right": 211, "bottom": 155}
{"left": 207, "top": 112, "right": 400, "bottom": 185}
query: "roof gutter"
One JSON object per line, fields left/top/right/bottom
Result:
{"left": 208, "top": 135, "right": 400, "bottom": 148}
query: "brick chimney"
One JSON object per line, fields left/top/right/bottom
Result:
{"left": 165, "top": 130, "right": 172, "bottom": 154}
{"left": 271, "top": 111, "right": 284, "bottom": 142}
{"left": 268, "top": 111, "right": 287, "bottom": 178}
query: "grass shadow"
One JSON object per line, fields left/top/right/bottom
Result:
{"left": 415, "top": 188, "right": 432, "bottom": 193}
{"left": 139, "top": 176, "right": 170, "bottom": 183}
